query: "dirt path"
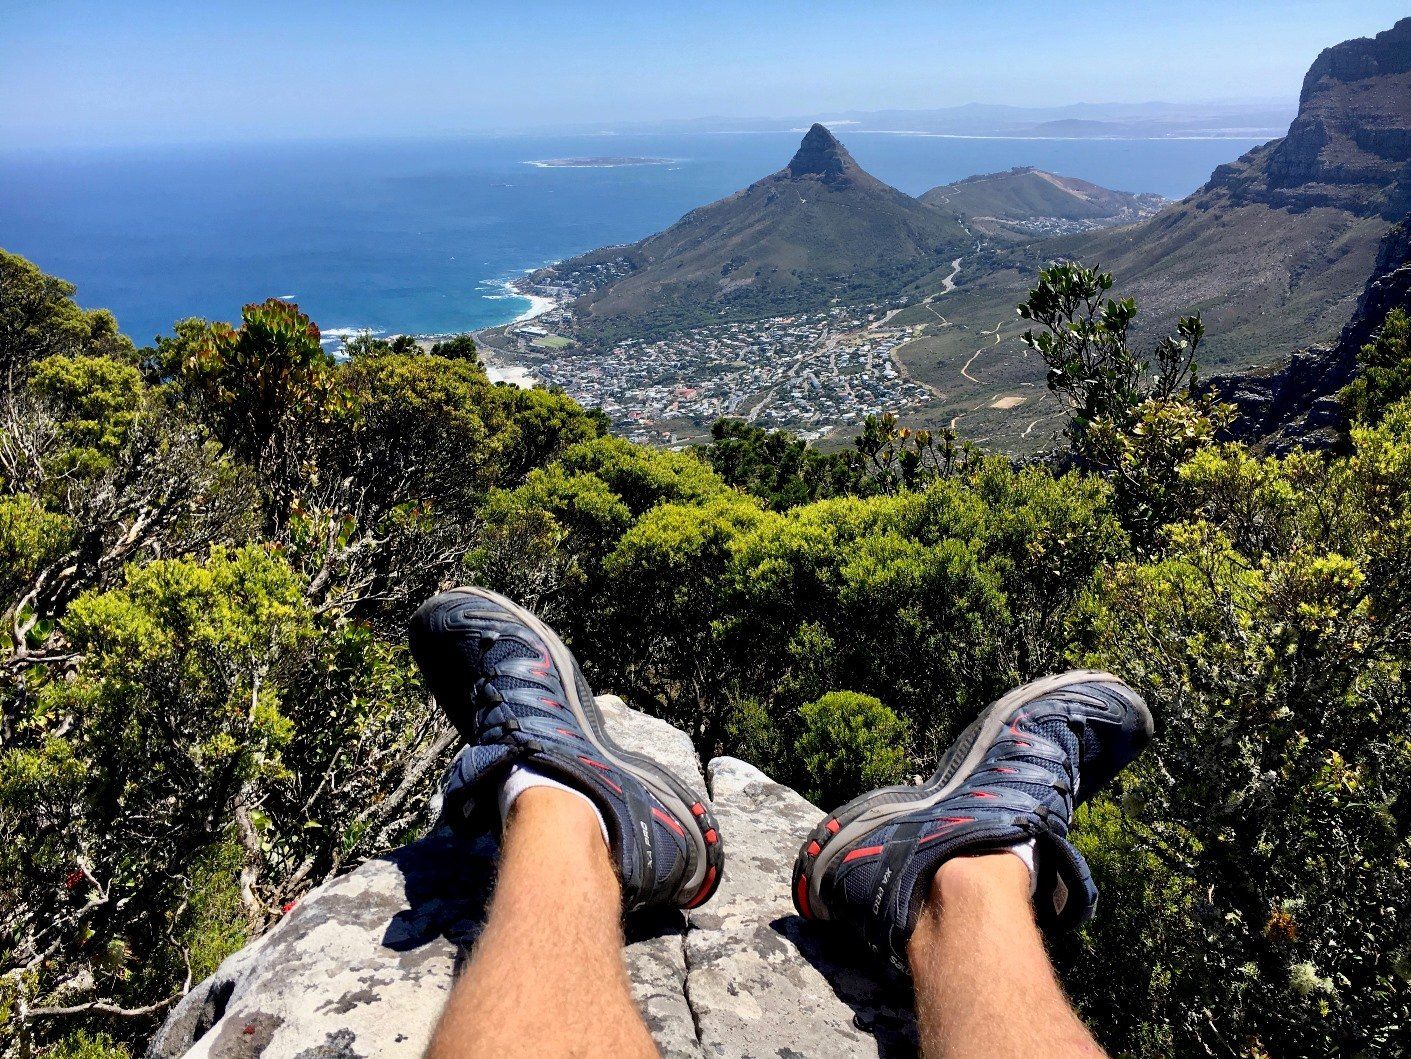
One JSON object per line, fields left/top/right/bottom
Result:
{"left": 931, "top": 257, "right": 963, "bottom": 298}
{"left": 959, "top": 322, "right": 1004, "bottom": 383}
{"left": 873, "top": 257, "right": 962, "bottom": 330}
{"left": 1022, "top": 412, "right": 1064, "bottom": 439}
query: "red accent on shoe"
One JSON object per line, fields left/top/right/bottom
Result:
{"left": 795, "top": 875, "right": 812, "bottom": 918}
{"left": 971, "top": 790, "right": 998, "bottom": 799}
{"left": 690, "top": 802, "right": 706, "bottom": 817}
{"left": 842, "top": 844, "right": 885, "bottom": 863}
{"left": 704, "top": 828, "right": 718, "bottom": 846}
{"left": 652, "top": 806, "right": 686, "bottom": 837}
{"left": 555, "top": 727, "right": 580, "bottom": 739}
{"left": 806, "top": 840, "right": 821, "bottom": 857}
{"left": 994, "top": 766, "right": 1017, "bottom": 774}
{"left": 917, "top": 817, "right": 975, "bottom": 843}
{"left": 685, "top": 865, "right": 718, "bottom": 909}
{"left": 576, "top": 755, "right": 622, "bottom": 793}
{"left": 826, "top": 819, "right": 841, "bottom": 835}
{"left": 539, "top": 696, "right": 563, "bottom": 710}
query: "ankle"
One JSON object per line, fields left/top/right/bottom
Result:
{"left": 507, "top": 785, "right": 607, "bottom": 844}
{"left": 931, "top": 850, "right": 1033, "bottom": 906}
{"left": 500, "top": 764, "right": 611, "bottom": 847}
{"left": 499, "top": 787, "right": 622, "bottom": 904}
{"left": 908, "top": 853, "right": 1035, "bottom": 972}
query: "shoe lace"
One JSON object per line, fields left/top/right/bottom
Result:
{"left": 469, "top": 630, "right": 559, "bottom": 735}
{"left": 977, "top": 713, "right": 1079, "bottom": 814}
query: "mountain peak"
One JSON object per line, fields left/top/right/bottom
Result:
{"left": 786, "top": 123, "right": 859, "bottom": 181}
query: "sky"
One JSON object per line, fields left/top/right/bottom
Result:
{"left": 1, "top": 0, "right": 1405, "bottom": 148}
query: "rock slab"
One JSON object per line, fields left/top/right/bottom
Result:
{"left": 151, "top": 699, "right": 918, "bottom": 1058}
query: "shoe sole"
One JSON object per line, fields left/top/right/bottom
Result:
{"left": 792, "top": 669, "right": 1151, "bottom": 921}
{"left": 423, "top": 587, "right": 724, "bottom": 909}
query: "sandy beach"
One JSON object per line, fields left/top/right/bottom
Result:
{"left": 512, "top": 290, "right": 557, "bottom": 322}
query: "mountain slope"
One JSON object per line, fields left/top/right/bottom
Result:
{"left": 891, "top": 17, "right": 1411, "bottom": 449}
{"left": 920, "top": 166, "right": 1165, "bottom": 237}
{"left": 1067, "top": 16, "right": 1411, "bottom": 355}
{"left": 532, "top": 125, "right": 968, "bottom": 340}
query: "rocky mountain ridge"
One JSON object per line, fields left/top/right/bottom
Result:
{"left": 533, "top": 124, "right": 967, "bottom": 342}
{"left": 886, "top": 16, "right": 1411, "bottom": 450}
{"left": 919, "top": 166, "right": 1165, "bottom": 237}
{"left": 1210, "top": 220, "right": 1411, "bottom": 453}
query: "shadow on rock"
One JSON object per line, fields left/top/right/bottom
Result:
{"left": 773, "top": 913, "right": 919, "bottom": 1057}
{"left": 381, "top": 828, "right": 499, "bottom": 973}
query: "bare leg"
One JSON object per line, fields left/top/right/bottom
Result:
{"left": 426, "top": 788, "right": 658, "bottom": 1059}
{"left": 908, "top": 854, "right": 1105, "bottom": 1059}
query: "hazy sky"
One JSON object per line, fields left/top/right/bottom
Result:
{"left": 2, "top": 0, "right": 1405, "bottom": 148}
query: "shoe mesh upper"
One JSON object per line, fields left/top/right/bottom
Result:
{"left": 1004, "top": 716, "right": 1079, "bottom": 802}
{"left": 486, "top": 674, "right": 547, "bottom": 693}
{"left": 485, "top": 637, "right": 537, "bottom": 666}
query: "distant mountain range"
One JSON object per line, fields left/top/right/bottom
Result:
{"left": 495, "top": 17, "right": 1411, "bottom": 450}
{"left": 524, "top": 101, "right": 1296, "bottom": 142}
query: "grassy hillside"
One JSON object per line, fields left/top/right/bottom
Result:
{"left": 921, "top": 166, "right": 1165, "bottom": 226}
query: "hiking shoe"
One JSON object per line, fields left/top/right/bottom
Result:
{"left": 410, "top": 587, "right": 723, "bottom": 912}
{"left": 792, "top": 670, "right": 1152, "bottom": 972}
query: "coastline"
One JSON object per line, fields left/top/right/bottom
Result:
{"left": 473, "top": 275, "right": 571, "bottom": 388}
{"left": 510, "top": 285, "right": 557, "bottom": 322}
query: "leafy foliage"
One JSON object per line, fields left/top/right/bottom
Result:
{"left": 1019, "top": 261, "right": 1231, "bottom": 546}
{"left": 0, "top": 250, "right": 133, "bottom": 397}
{"left": 1068, "top": 423, "right": 1411, "bottom": 1056}
{"left": 163, "top": 299, "right": 330, "bottom": 492}
{"left": 1342, "top": 306, "right": 1411, "bottom": 427}
{"left": 0, "top": 255, "right": 598, "bottom": 1054}
{"left": 702, "top": 418, "right": 864, "bottom": 508}
{"left": 2, "top": 248, "right": 1408, "bottom": 1057}
{"left": 796, "top": 691, "right": 910, "bottom": 808}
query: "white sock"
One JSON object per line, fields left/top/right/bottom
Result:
{"left": 1004, "top": 838, "right": 1039, "bottom": 896}
{"left": 498, "top": 763, "right": 610, "bottom": 847}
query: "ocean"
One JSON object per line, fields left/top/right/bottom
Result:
{"left": 1, "top": 131, "right": 1267, "bottom": 346}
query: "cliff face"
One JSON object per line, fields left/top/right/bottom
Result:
{"left": 1210, "top": 221, "right": 1411, "bottom": 453}
{"left": 150, "top": 698, "right": 918, "bottom": 1059}
{"left": 889, "top": 17, "right": 1411, "bottom": 453}
{"left": 1213, "top": 17, "right": 1411, "bottom": 216}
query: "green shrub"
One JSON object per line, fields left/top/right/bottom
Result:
{"left": 796, "top": 691, "right": 911, "bottom": 807}
{"left": 1343, "top": 306, "right": 1411, "bottom": 427}
{"left": 45, "top": 1032, "right": 130, "bottom": 1059}
{"left": 1069, "top": 408, "right": 1411, "bottom": 1055}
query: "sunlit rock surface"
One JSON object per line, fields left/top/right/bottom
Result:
{"left": 150, "top": 697, "right": 916, "bottom": 1059}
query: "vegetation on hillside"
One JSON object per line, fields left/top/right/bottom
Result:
{"left": 2, "top": 247, "right": 1408, "bottom": 1057}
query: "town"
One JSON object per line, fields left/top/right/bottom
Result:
{"left": 498, "top": 304, "right": 935, "bottom": 444}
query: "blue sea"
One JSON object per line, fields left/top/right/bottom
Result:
{"left": 1, "top": 131, "right": 1267, "bottom": 346}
